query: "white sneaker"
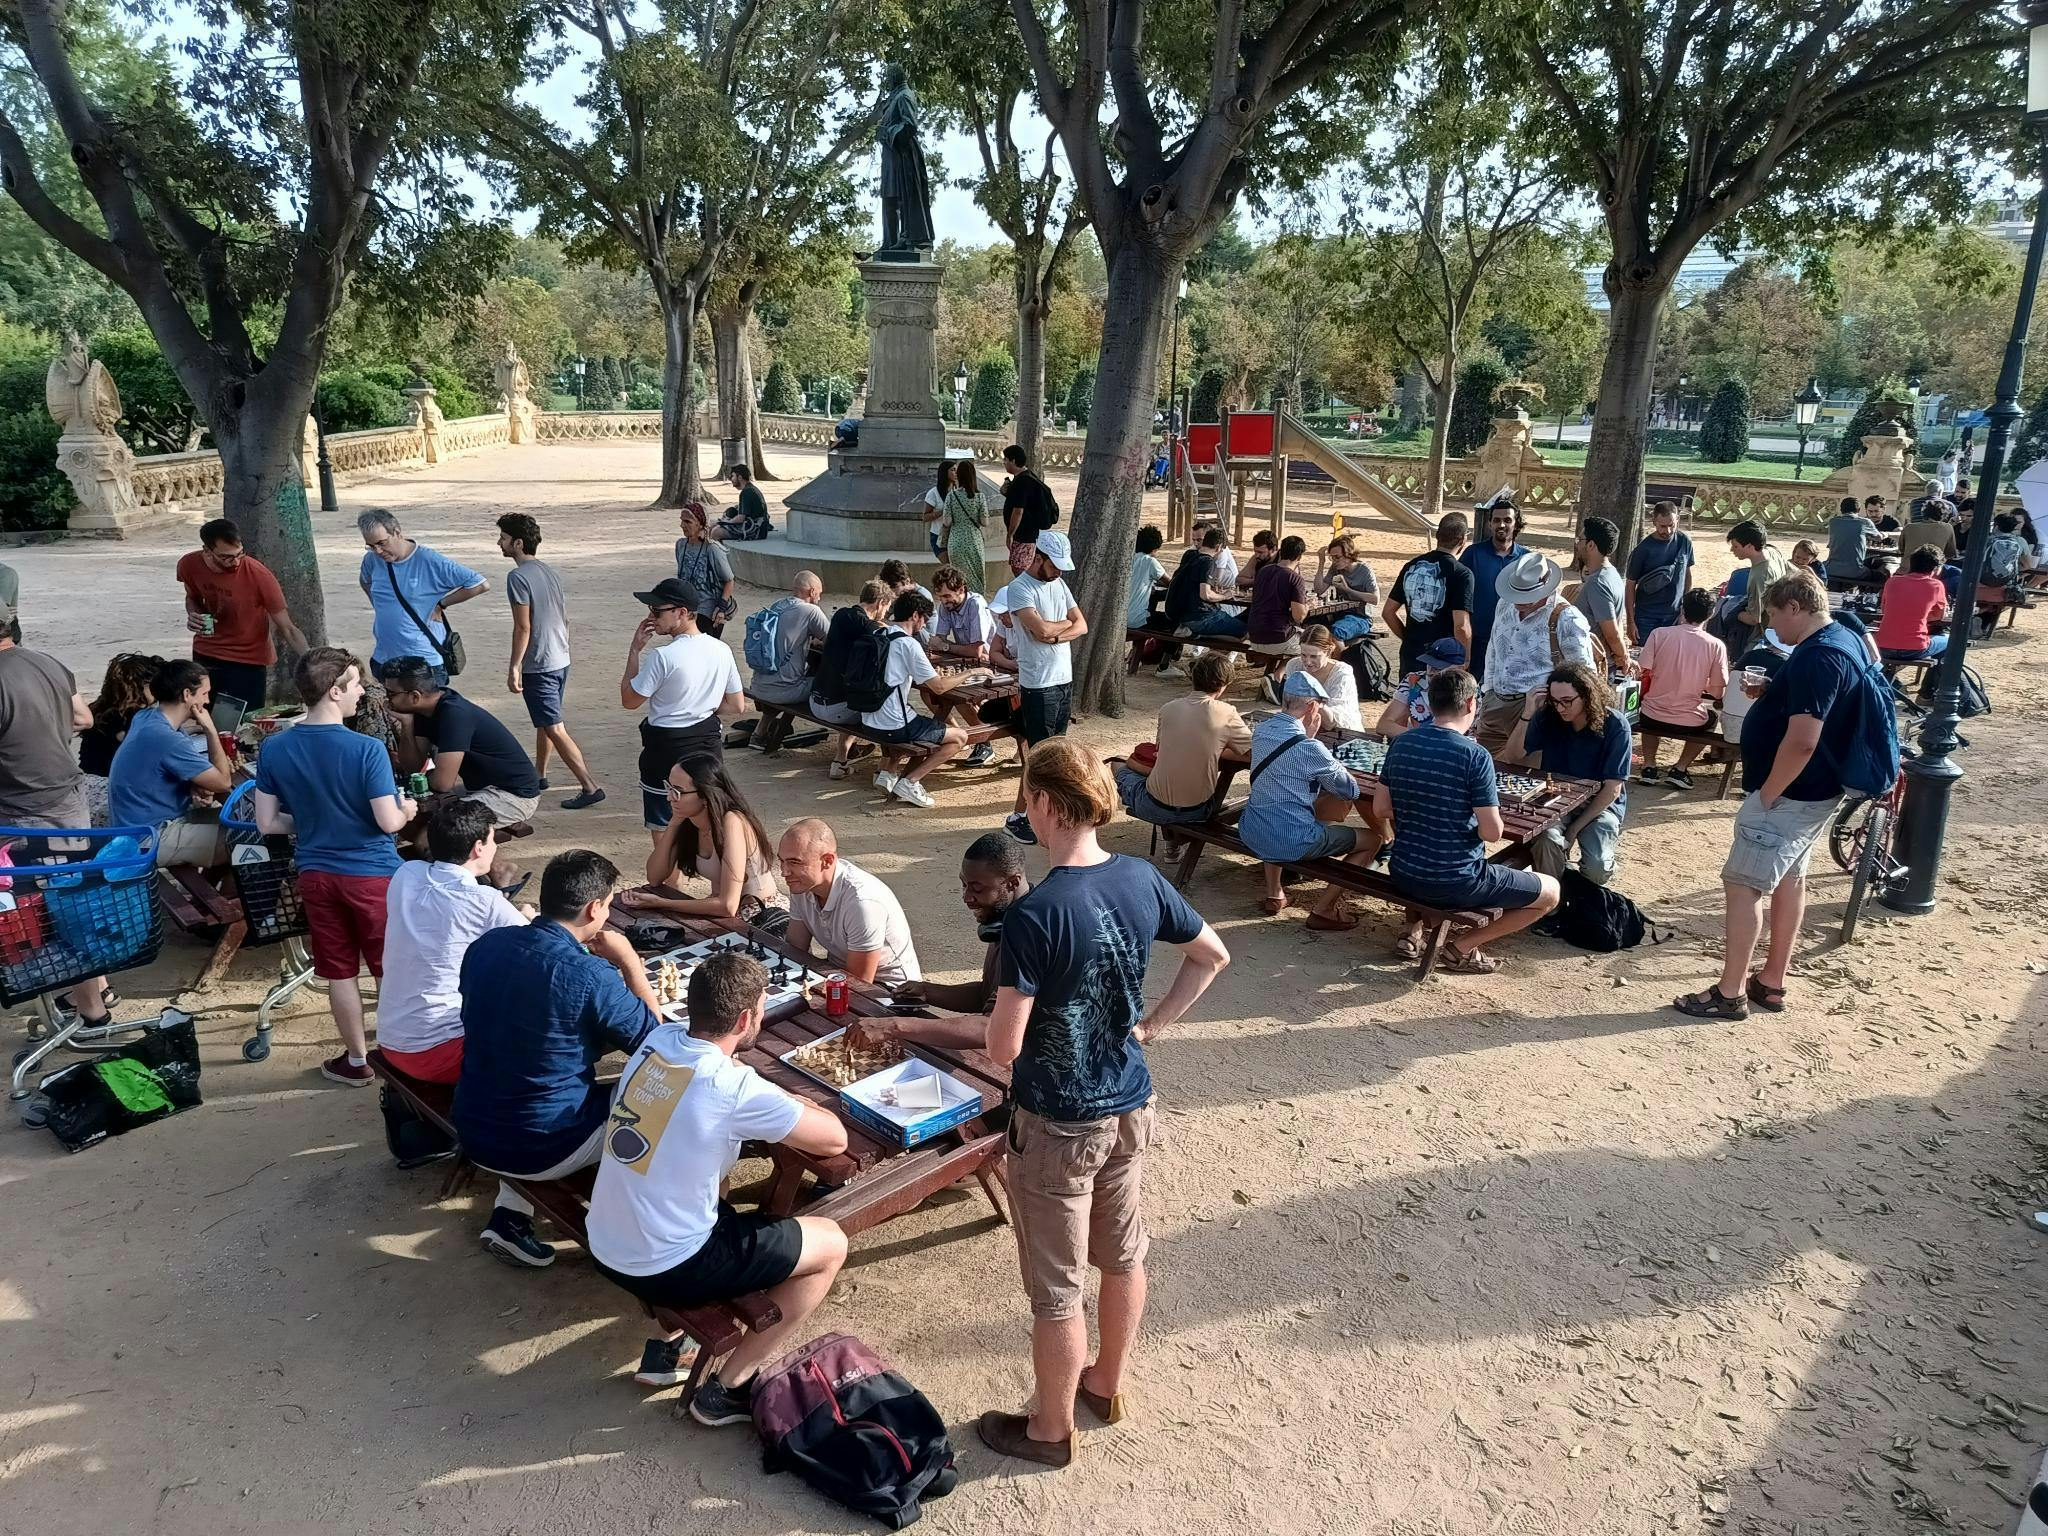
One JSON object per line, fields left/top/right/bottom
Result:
{"left": 873, "top": 770, "right": 900, "bottom": 795}
{"left": 892, "top": 778, "right": 936, "bottom": 808}
{"left": 1155, "top": 664, "right": 1186, "bottom": 680}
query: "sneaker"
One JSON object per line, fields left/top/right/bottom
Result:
{"left": 1260, "top": 676, "right": 1282, "bottom": 707}
{"left": 1666, "top": 767, "right": 1696, "bottom": 792}
{"left": 1004, "top": 812, "right": 1037, "bottom": 845}
{"left": 874, "top": 770, "right": 900, "bottom": 795}
{"left": 560, "top": 787, "right": 606, "bottom": 811}
{"left": 1155, "top": 664, "right": 1185, "bottom": 681}
{"left": 633, "top": 1336, "right": 691, "bottom": 1388}
{"left": 536, "top": 777, "right": 552, "bottom": 792}
{"left": 892, "top": 779, "right": 936, "bottom": 808}
{"left": 320, "top": 1053, "right": 374, "bottom": 1087}
{"left": 828, "top": 760, "right": 850, "bottom": 780}
{"left": 964, "top": 742, "right": 995, "bottom": 767}
{"left": 1638, "top": 765, "right": 1667, "bottom": 785}
{"left": 689, "top": 1373, "right": 755, "bottom": 1427}
{"left": 480, "top": 1207, "right": 556, "bottom": 1269}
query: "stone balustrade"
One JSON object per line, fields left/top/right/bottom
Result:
{"left": 535, "top": 409, "right": 667, "bottom": 442}
{"left": 131, "top": 449, "right": 226, "bottom": 514}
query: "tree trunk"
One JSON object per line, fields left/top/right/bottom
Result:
{"left": 1577, "top": 280, "right": 1669, "bottom": 551}
{"left": 659, "top": 288, "right": 705, "bottom": 508}
{"left": 214, "top": 396, "right": 330, "bottom": 650}
{"left": 1014, "top": 251, "right": 1047, "bottom": 464}
{"left": 1066, "top": 240, "right": 1173, "bottom": 718}
{"left": 1422, "top": 362, "right": 1456, "bottom": 523}
{"left": 712, "top": 300, "right": 748, "bottom": 478}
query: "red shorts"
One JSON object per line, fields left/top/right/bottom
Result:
{"left": 379, "top": 1037, "right": 464, "bottom": 1083}
{"left": 299, "top": 869, "right": 391, "bottom": 980}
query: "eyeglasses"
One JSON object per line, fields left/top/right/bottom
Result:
{"left": 1549, "top": 692, "right": 1583, "bottom": 707}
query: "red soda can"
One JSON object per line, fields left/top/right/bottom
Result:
{"left": 824, "top": 975, "right": 849, "bottom": 1016}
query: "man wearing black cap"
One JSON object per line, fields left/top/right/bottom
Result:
{"left": 621, "top": 576, "right": 743, "bottom": 839}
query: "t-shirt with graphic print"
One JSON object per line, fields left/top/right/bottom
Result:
{"left": 998, "top": 855, "right": 1204, "bottom": 1123}
{"left": 1389, "top": 550, "right": 1474, "bottom": 675}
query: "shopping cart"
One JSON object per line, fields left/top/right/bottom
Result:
{"left": 4, "top": 824, "right": 171, "bottom": 1102}
{"left": 220, "top": 783, "right": 318, "bottom": 1063}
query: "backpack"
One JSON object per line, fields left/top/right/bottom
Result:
{"left": 1816, "top": 644, "right": 1902, "bottom": 799}
{"left": 1923, "top": 662, "right": 1992, "bottom": 718}
{"left": 753, "top": 1333, "right": 958, "bottom": 1529}
{"left": 1552, "top": 869, "right": 1670, "bottom": 953}
{"left": 840, "top": 625, "right": 912, "bottom": 714}
{"left": 744, "top": 598, "right": 789, "bottom": 673}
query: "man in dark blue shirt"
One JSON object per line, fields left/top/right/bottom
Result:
{"left": 380, "top": 657, "right": 543, "bottom": 855}
{"left": 1457, "top": 495, "right": 1528, "bottom": 676}
{"left": 1675, "top": 569, "right": 1859, "bottom": 1021}
{"left": 977, "top": 739, "right": 1229, "bottom": 1470}
{"left": 1372, "top": 666, "right": 1559, "bottom": 973}
{"left": 1505, "top": 661, "right": 1633, "bottom": 886}
{"left": 454, "top": 849, "right": 661, "bottom": 1267}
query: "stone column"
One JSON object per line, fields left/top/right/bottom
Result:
{"left": 301, "top": 413, "right": 321, "bottom": 492}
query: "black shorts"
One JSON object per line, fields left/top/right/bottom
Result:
{"left": 197, "top": 656, "right": 268, "bottom": 711}
{"left": 1020, "top": 684, "right": 1072, "bottom": 745}
{"left": 594, "top": 1202, "right": 804, "bottom": 1311}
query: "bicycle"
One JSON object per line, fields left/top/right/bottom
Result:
{"left": 1829, "top": 687, "right": 1965, "bottom": 944}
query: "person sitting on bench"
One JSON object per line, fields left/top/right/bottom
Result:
{"left": 586, "top": 950, "right": 849, "bottom": 1426}
{"left": 1374, "top": 637, "right": 1466, "bottom": 739}
{"left": 380, "top": 656, "right": 542, "bottom": 852}
{"left": 1166, "top": 527, "right": 1245, "bottom": 640}
{"left": 1370, "top": 666, "right": 1559, "bottom": 973}
{"left": 1237, "top": 669, "right": 1385, "bottom": 929}
{"left": 107, "top": 658, "right": 234, "bottom": 868}
{"left": 742, "top": 570, "right": 828, "bottom": 755}
{"left": 1635, "top": 587, "right": 1729, "bottom": 790}
{"left": 777, "top": 817, "right": 922, "bottom": 985}
{"left": 876, "top": 833, "right": 1030, "bottom": 1039}
{"left": 861, "top": 590, "right": 969, "bottom": 811}
{"left": 1873, "top": 545, "right": 1951, "bottom": 665}
{"left": 1502, "top": 661, "right": 1633, "bottom": 888}
{"left": 1115, "top": 652, "right": 1249, "bottom": 828}
{"left": 809, "top": 580, "right": 888, "bottom": 782}
{"left": 375, "top": 799, "right": 530, "bottom": 1170}
{"left": 453, "top": 849, "right": 662, "bottom": 1275}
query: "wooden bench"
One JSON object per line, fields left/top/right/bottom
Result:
{"left": 1630, "top": 718, "right": 1739, "bottom": 799}
{"left": 157, "top": 863, "right": 247, "bottom": 990}
{"left": 1159, "top": 807, "right": 1501, "bottom": 980}
{"left": 743, "top": 688, "right": 1020, "bottom": 765}
{"left": 1124, "top": 624, "right": 1296, "bottom": 681}
{"left": 367, "top": 1049, "right": 782, "bottom": 1399}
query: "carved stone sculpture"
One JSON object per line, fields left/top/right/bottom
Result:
{"left": 494, "top": 340, "right": 537, "bottom": 444}
{"left": 45, "top": 330, "right": 123, "bottom": 439}
{"left": 404, "top": 383, "right": 446, "bottom": 465}
{"left": 46, "top": 331, "right": 145, "bottom": 535}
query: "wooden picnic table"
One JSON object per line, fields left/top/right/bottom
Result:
{"left": 920, "top": 660, "right": 1022, "bottom": 714}
{"left": 604, "top": 904, "right": 1012, "bottom": 1230}
{"left": 1148, "top": 577, "right": 1359, "bottom": 626}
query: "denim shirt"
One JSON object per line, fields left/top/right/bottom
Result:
{"left": 1237, "top": 712, "right": 1358, "bottom": 864}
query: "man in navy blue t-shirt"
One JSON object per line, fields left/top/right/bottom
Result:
{"left": 1505, "top": 661, "right": 1633, "bottom": 886}
{"left": 1675, "top": 569, "right": 1859, "bottom": 1021}
{"left": 976, "top": 739, "right": 1229, "bottom": 1471}
{"left": 1372, "top": 666, "right": 1559, "bottom": 972}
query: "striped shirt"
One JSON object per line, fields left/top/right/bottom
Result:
{"left": 1384, "top": 723, "right": 1498, "bottom": 892}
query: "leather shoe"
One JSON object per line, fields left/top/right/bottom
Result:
{"left": 1076, "top": 1381, "right": 1124, "bottom": 1425}
{"left": 975, "top": 1409, "right": 1073, "bottom": 1467}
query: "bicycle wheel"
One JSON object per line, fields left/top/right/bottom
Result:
{"left": 1828, "top": 794, "right": 1875, "bottom": 875}
{"left": 1842, "top": 803, "right": 1890, "bottom": 945}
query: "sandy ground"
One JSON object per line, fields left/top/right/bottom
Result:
{"left": 3, "top": 440, "right": 2047, "bottom": 1536}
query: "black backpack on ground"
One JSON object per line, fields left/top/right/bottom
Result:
{"left": 1552, "top": 869, "right": 1673, "bottom": 953}
{"left": 753, "top": 1333, "right": 958, "bottom": 1528}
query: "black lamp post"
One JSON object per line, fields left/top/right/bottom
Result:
{"left": 1793, "top": 376, "right": 1823, "bottom": 480}
{"left": 952, "top": 360, "right": 969, "bottom": 425}
{"left": 1884, "top": 1, "right": 2048, "bottom": 914}
{"left": 573, "top": 356, "right": 586, "bottom": 410}
{"left": 313, "top": 401, "right": 337, "bottom": 512}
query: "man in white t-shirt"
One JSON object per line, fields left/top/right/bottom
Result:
{"left": 777, "top": 817, "right": 922, "bottom": 985}
{"left": 586, "top": 950, "right": 849, "bottom": 1427}
{"left": 375, "top": 799, "right": 542, "bottom": 1256}
{"left": 860, "top": 590, "right": 968, "bottom": 810}
{"left": 1001, "top": 529, "right": 1087, "bottom": 844}
{"left": 622, "top": 577, "right": 744, "bottom": 836}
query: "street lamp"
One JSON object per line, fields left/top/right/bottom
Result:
{"left": 573, "top": 356, "right": 586, "bottom": 410}
{"left": 1885, "top": 0, "right": 2048, "bottom": 915}
{"left": 313, "top": 400, "right": 338, "bottom": 512}
{"left": 1792, "top": 376, "right": 1823, "bottom": 480}
{"left": 952, "top": 360, "right": 968, "bottom": 425}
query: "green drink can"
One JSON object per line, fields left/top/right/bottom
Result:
{"left": 407, "top": 772, "right": 430, "bottom": 799}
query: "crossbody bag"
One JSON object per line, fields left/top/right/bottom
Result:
{"left": 383, "top": 561, "right": 466, "bottom": 677}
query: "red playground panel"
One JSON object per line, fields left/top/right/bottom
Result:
{"left": 1225, "top": 411, "right": 1275, "bottom": 458}
{"left": 1186, "top": 423, "right": 1223, "bottom": 467}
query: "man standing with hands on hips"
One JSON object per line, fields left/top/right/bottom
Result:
{"left": 1001, "top": 529, "right": 1087, "bottom": 845}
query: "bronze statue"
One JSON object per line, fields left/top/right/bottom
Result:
{"left": 875, "top": 64, "right": 933, "bottom": 260}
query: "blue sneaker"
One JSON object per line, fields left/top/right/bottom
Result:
{"left": 560, "top": 787, "right": 606, "bottom": 811}
{"left": 1004, "top": 812, "right": 1036, "bottom": 845}
{"left": 480, "top": 1208, "right": 555, "bottom": 1269}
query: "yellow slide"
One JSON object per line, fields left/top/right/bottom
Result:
{"left": 1275, "top": 412, "right": 1435, "bottom": 534}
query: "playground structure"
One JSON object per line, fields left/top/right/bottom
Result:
{"left": 1166, "top": 409, "right": 1435, "bottom": 544}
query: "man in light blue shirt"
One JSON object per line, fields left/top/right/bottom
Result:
{"left": 1237, "top": 670, "right": 1385, "bottom": 930}
{"left": 357, "top": 508, "right": 487, "bottom": 673}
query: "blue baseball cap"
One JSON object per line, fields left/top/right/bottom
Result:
{"left": 1282, "top": 669, "right": 1329, "bottom": 701}
{"left": 1421, "top": 638, "right": 1468, "bottom": 670}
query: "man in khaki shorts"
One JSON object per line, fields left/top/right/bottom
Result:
{"left": 975, "top": 739, "right": 1230, "bottom": 1467}
{"left": 1674, "top": 570, "right": 1864, "bottom": 1022}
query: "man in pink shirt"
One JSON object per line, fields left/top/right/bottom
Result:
{"left": 1874, "top": 546, "right": 1950, "bottom": 661}
{"left": 1637, "top": 588, "right": 1729, "bottom": 790}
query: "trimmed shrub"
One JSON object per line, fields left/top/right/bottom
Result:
{"left": 1444, "top": 357, "right": 1508, "bottom": 458}
{"left": 316, "top": 372, "right": 408, "bottom": 433}
{"left": 968, "top": 352, "right": 1018, "bottom": 431}
{"left": 1699, "top": 379, "right": 1752, "bottom": 463}
{"left": 761, "top": 359, "right": 799, "bottom": 414}
{"left": 1064, "top": 364, "right": 1094, "bottom": 428}
{"left": 1190, "top": 367, "right": 1226, "bottom": 424}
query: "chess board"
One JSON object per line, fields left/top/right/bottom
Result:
{"left": 1333, "top": 737, "right": 1388, "bottom": 775}
{"left": 644, "top": 931, "right": 813, "bottom": 1024}
{"left": 1498, "top": 773, "right": 1554, "bottom": 803}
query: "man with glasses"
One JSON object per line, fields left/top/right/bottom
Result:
{"left": 358, "top": 508, "right": 487, "bottom": 681}
{"left": 1502, "top": 661, "right": 1633, "bottom": 886}
{"left": 621, "top": 577, "right": 743, "bottom": 836}
{"left": 177, "top": 518, "right": 308, "bottom": 709}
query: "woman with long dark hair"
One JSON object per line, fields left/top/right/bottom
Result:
{"left": 921, "top": 459, "right": 955, "bottom": 559}
{"left": 944, "top": 456, "right": 989, "bottom": 593}
{"left": 616, "top": 756, "right": 788, "bottom": 934}
{"left": 79, "top": 652, "right": 165, "bottom": 823}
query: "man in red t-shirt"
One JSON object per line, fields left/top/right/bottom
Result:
{"left": 175, "top": 518, "right": 307, "bottom": 710}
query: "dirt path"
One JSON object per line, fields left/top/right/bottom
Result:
{"left": 1, "top": 441, "right": 2044, "bottom": 1535}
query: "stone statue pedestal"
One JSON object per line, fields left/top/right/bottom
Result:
{"left": 1820, "top": 424, "right": 1913, "bottom": 507}
{"left": 58, "top": 432, "right": 145, "bottom": 535}
{"left": 734, "top": 257, "right": 983, "bottom": 588}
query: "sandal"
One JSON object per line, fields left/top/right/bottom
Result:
{"left": 1672, "top": 986, "right": 1750, "bottom": 1020}
{"left": 1745, "top": 974, "right": 1787, "bottom": 1013}
{"left": 1305, "top": 910, "right": 1357, "bottom": 932}
{"left": 1436, "top": 943, "right": 1500, "bottom": 974}
{"left": 1259, "top": 895, "right": 1289, "bottom": 915}
{"left": 1393, "top": 933, "right": 1425, "bottom": 961}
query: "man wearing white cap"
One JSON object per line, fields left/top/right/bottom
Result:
{"left": 1237, "top": 669, "right": 1386, "bottom": 928}
{"left": 1474, "top": 552, "right": 1593, "bottom": 751}
{"left": 1002, "top": 531, "right": 1088, "bottom": 844}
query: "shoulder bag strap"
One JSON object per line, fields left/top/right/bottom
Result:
{"left": 383, "top": 559, "right": 453, "bottom": 666}
{"left": 1250, "top": 731, "right": 1310, "bottom": 785}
